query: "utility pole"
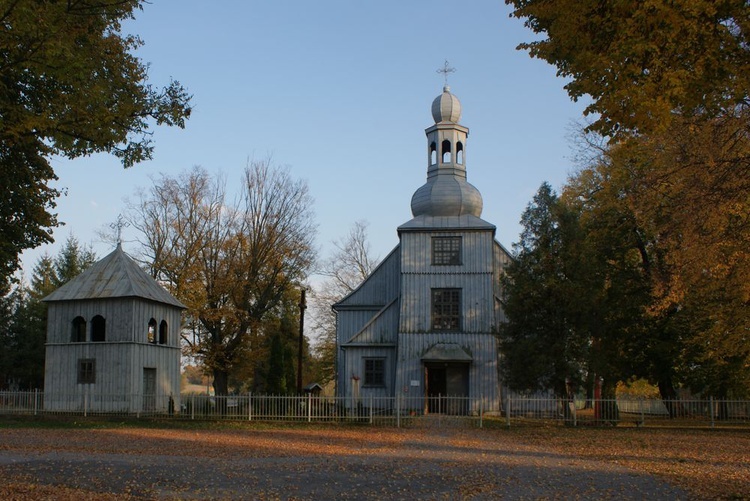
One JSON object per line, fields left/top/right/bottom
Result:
{"left": 297, "top": 288, "right": 306, "bottom": 394}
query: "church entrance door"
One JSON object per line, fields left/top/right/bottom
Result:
{"left": 424, "top": 363, "right": 469, "bottom": 415}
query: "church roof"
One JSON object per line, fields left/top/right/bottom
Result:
{"left": 43, "top": 244, "right": 186, "bottom": 308}
{"left": 398, "top": 214, "right": 495, "bottom": 232}
{"left": 410, "top": 175, "right": 483, "bottom": 218}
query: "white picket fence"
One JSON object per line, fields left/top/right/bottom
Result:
{"left": 1, "top": 390, "right": 749, "bottom": 428}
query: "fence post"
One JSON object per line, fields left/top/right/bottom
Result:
{"left": 248, "top": 393, "right": 252, "bottom": 421}
{"left": 396, "top": 394, "right": 400, "bottom": 428}
{"left": 191, "top": 394, "right": 195, "bottom": 420}
{"left": 506, "top": 393, "right": 511, "bottom": 428}
{"left": 33, "top": 389, "right": 38, "bottom": 416}
{"left": 369, "top": 394, "right": 373, "bottom": 424}
{"left": 438, "top": 394, "right": 442, "bottom": 428}
{"left": 308, "top": 393, "right": 312, "bottom": 423}
{"left": 479, "top": 393, "right": 483, "bottom": 429}
{"left": 572, "top": 398, "right": 577, "bottom": 428}
{"left": 709, "top": 396, "right": 715, "bottom": 428}
{"left": 639, "top": 397, "right": 644, "bottom": 427}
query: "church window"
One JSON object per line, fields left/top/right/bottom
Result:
{"left": 432, "top": 236, "right": 462, "bottom": 265}
{"left": 430, "top": 142, "right": 437, "bottom": 165}
{"left": 363, "top": 358, "right": 385, "bottom": 387}
{"left": 432, "top": 289, "right": 461, "bottom": 331}
{"left": 159, "top": 320, "right": 168, "bottom": 345}
{"left": 456, "top": 142, "right": 464, "bottom": 164}
{"left": 77, "top": 359, "right": 96, "bottom": 384}
{"left": 441, "top": 139, "right": 451, "bottom": 163}
{"left": 147, "top": 318, "right": 157, "bottom": 344}
{"left": 91, "top": 315, "right": 106, "bottom": 342}
{"left": 71, "top": 316, "right": 86, "bottom": 342}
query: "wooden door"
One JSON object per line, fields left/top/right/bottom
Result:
{"left": 143, "top": 368, "right": 156, "bottom": 412}
{"left": 426, "top": 365, "right": 446, "bottom": 414}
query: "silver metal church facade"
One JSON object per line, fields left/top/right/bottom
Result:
{"left": 334, "top": 86, "right": 512, "bottom": 414}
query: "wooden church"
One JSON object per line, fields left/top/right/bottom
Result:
{"left": 43, "top": 243, "right": 185, "bottom": 413}
{"left": 334, "top": 85, "right": 512, "bottom": 415}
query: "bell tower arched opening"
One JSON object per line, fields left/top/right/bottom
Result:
{"left": 441, "top": 140, "right": 451, "bottom": 163}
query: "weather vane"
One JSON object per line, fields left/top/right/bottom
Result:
{"left": 437, "top": 59, "right": 456, "bottom": 86}
{"left": 109, "top": 214, "right": 130, "bottom": 244}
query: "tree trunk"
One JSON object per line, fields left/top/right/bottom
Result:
{"left": 600, "top": 379, "right": 619, "bottom": 424}
{"left": 658, "top": 377, "right": 681, "bottom": 418}
{"left": 212, "top": 369, "right": 229, "bottom": 416}
{"left": 213, "top": 369, "right": 229, "bottom": 396}
{"left": 584, "top": 371, "right": 594, "bottom": 409}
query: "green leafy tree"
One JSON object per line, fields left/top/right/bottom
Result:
{"left": 229, "top": 290, "right": 314, "bottom": 394}
{"left": 500, "top": 183, "right": 589, "bottom": 398}
{"left": 52, "top": 236, "right": 97, "bottom": 287}
{"left": 0, "top": 236, "right": 95, "bottom": 389}
{"left": 0, "top": 0, "right": 191, "bottom": 288}
{"left": 0, "top": 286, "right": 16, "bottom": 388}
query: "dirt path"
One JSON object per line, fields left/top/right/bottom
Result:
{"left": 0, "top": 425, "right": 692, "bottom": 499}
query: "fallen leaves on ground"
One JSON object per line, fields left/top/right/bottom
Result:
{"left": 0, "top": 422, "right": 746, "bottom": 499}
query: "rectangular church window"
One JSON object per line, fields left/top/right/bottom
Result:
{"left": 432, "top": 236, "right": 462, "bottom": 265}
{"left": 78, "top": 359, "right": 96, "bottom": 384}
{"left": 363, "top": 358, "right": 385, "bottom": 387}
{"left": 432, "top": 288, "right": 461, "bottom": 331}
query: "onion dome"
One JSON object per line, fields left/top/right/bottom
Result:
{"left": 411, "top": 175, "right": 483, "bottom": 217}
{"left": 431, "top": 85, "right": 462, "bottom": 123}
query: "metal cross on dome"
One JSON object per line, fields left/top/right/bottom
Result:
{"left": 437, "top": 59, "right": 456, "bottom": 85}
{"left": 109, "top": 214, "right": 130, "bottom": 244}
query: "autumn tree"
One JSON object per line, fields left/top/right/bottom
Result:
{"left": 508, "top": 0, "right": 750, "bottom": 399}
{"left": 505, "top": 0, "right": 750, "bottom": 136}
{"left": 129, "top": 161, "right": 316, "bottom": 396}
{"left": 564, "top": 151, "right": 685, "bottom": 414}
{"left": 308, "top": 220, "right": 379, "bottom": 384}
{"left": 0, "top": 0, "right": 191, "bottom": 288}
{"left": 592, "top": 120, "right": 750, "bottom": 399}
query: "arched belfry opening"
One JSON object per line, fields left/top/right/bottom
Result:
{"left": 159, "top": 320, "right": 168, "bottom": 345}
{"left": 441, "top": 139, "right": 452, "bottom": 163}
{"left": 148, "top": 318, "right": 157, "bottom": 344}
{"left": 456, "top": 142, "right": 464, "bottom": 164}
{"left": 91, "top": 315, "right": 106, "bottom": 342}
{"left": 71, "top": 316, "right": 86, "bottom": 342}
{"left": 430, "top": 142, "right": 437, "bottom": 165}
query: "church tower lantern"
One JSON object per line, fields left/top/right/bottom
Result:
{"left": 411, "top": 85, "right": 483, "bottom": 218}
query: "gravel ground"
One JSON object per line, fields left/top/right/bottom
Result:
{"left": 0, "top": 424, "right": 694, "bottom": 500}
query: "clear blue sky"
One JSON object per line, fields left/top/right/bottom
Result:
{"left": 20, "top": 1, "right": 587, "bottom": 278}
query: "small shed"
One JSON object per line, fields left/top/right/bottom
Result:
{"left": 43, "top": 244, "right": 185, "bottom": 414}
